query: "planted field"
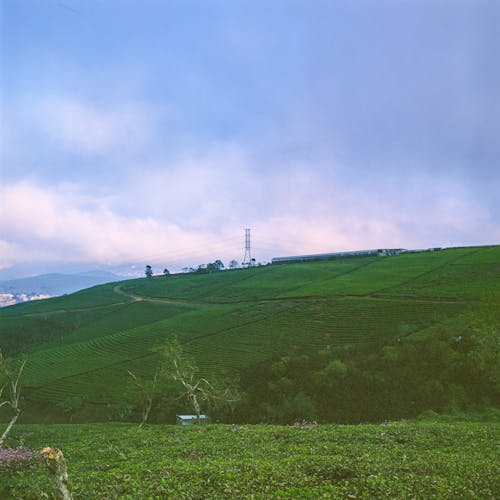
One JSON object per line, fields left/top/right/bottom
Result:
{"left": 2, "top": 421, "right": 498, "bottom": 498}
{"left": 119, "top": 246, "right": 495, "bottom": 302}
{"left": 16, "top": 297, "right": 464, "bottom": 407}
{"left": 0, "top": 245, "right": 498, "bottom": 419}
{"left": 380, "top": 247, "right": 500, "bottom": 300}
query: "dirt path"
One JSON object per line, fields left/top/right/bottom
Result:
{"left": 112, "top": 285, "right": 202, "bottom": 307}
{"left": 7, "top": 283, "right": 469, "bottom": 320}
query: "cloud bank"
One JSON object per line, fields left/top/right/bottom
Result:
{"left": 1, "top": 1, "right": 499, "bottom": 274}
{"left": 2, "top": 155, "right": 497, "bottom": 271}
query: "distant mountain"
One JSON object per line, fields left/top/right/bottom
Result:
{"left": 0, "top": 270, "right": 124, "bottom": 307}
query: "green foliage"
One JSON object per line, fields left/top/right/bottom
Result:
{"left": 206, "top": 259, "right": 224, "bottom": 272}
{"left": 56, "top": 395, "right": 86, "bottom": 418}
{"left": 324, "top": 359, "right": 348, "bottom": 378}
{"left": 2, "top": 422, "right": 498, "bottom": 498}
{"left": 240, "top": 310, "right": 499, "bottom": 423}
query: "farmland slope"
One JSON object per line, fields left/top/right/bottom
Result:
{"left": 0, "top": 245, "right": 498, "bottom": 421}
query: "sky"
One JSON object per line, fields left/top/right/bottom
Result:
{"left": 1, "top": 0, "right": 499, "bottom": 277}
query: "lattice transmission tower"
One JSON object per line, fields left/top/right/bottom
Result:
{"left": 242, "top": 228, "right": 253, "bottom": 267}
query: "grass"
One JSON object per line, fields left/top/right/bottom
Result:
{"left": 2, "top": 421, "right": 498, "bottom": 498}
{"left": 0, "top": 245, "right": 498, "bottom": 419}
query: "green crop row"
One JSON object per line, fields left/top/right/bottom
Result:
{"left": 117, "top": 246, "right": 499, "bottom": 304}
{"left": 18, "top": 297, "right": 463, "bottom": 407}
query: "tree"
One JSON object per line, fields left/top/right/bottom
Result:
{"left": 145, "top": 265, "right": 153, "bottom": 278}
{"left": 206, "top": 260, "right": 224, "bottom": 273}
{"left": 127, "top": 369, "right": 159, "bottom": 428}
{"left": 163, "top": 268, "right": 170, "bottom": 277}
{"left": 0, "top": 350, "right": 26, "bottom": 446}
{"left": 160, "top": 340, "right": 238, "bottom": 422}
{"left": 229, "top": 260, "right": 238, "bottom": 270}
{"left": 56, "top": 395, "right": 86, "bottom": 423}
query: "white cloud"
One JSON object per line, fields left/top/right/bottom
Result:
{"left": 0, "top": 240, "right": 18, "bottom": 270}
{"left": 0, "top": 181, "right": 207, "bottom": 265}
{"left": 146, "top": 148, "right": 497, "bottom": 253}
{"left": 1, "top": 158, "right": 498, "bottom": 271}
{"left": 35, "top": 97, "right": 153, "bottom": 155}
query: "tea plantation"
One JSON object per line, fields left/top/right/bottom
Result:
{"left": 0, "top": 245, "right": 498, "bottom": 422}
{"left": 1, "top": 246, "right": 499, "bottom": 498}
{"left": 2, "top": 420, "right": 499, "bottom": 498}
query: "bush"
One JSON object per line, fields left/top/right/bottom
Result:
{"left": 0, "top": 446, "right": 39, "bottom": 473}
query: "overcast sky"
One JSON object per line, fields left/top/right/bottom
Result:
{"left": 1, "top": 0, "right": 499, "bottom": 276}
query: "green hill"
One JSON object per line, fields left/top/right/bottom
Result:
{"left": 0, "top": 245, "right": 498, "bottom": 422}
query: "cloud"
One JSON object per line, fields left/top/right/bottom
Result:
{"left": 1, "top": 168, "right": 498, "bottom": 272}
{"left": 34, "top": 97, "right": 154, "bottom": 155}
{"left": 139, "top": 144, "right": 499, "bottom": 247}
{"left": 0, "top": 240, "right": 18, "bottom": 270}
{"left": 0, "top": 181, "right": 206, "bottom": 266}
{"left": 1, "top": 1, "right": 498, "bottom": 278}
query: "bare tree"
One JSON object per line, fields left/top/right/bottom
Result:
{"left": 127, "top": 368, "right": 159, "bottom": 428}
{"left": 160, "top": 340, "right": 239, "bottom": 422}
{"left": 0, "top": 350, "right": 26, "bottom": 446}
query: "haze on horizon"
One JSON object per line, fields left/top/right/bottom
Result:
{"left": 1, "top": 0, "right": 499, "bottom": 278}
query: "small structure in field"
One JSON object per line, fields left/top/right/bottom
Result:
{"left": 176, "top": 414, "right": 210, "bottom": 425}
{"left": 271, "top": 248, "right": 406, "bottom": 264}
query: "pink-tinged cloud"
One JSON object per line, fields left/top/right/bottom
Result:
{"left": 1, "top": 168, "right": 497, "bottom": 271}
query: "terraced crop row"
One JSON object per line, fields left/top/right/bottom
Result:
{"left": 23, "top": 296, "right": 465, "bottom": 405}
{"left": 4, "top": 245, "right": 498, "bottom": 412}
{"left": 120, "top": 247, "right": 493, "bottom": 304}
{"left": 182, "top": 299, "right": 465, "bottom": 376}
{"left": 120, "top": 257, "right": 378, "bottom": 302}
{"left": 380, "top": 258, "right": 500, "bottom": 299}
{"left": 22, "top": 304, "right": 269, "bottom": 401}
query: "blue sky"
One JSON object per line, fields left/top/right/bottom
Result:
{"left": 1, "top": 0, "right": 499, "bottom": 276}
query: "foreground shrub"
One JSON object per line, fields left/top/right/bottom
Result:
{"left": 0, "top": 445, "right": 38, "bottom": 473}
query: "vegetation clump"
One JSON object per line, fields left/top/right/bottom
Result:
{"left": 0, "top": 445, "right": 38, "bottom": 473}
{"left": 239, "top": 310, "right": 499, "bottom": 423}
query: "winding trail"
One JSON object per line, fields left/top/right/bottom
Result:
{"left": 112, "top": 285, "right": 202, "bottom": 307}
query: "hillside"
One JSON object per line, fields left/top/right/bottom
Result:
{"left": 0, "top": 245, "right": 498, "bottom": 422}
{"left": 0, "top": 270, "right": 124, "bottom": 307}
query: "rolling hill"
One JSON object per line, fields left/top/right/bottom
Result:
{"left": 0, "top": 270, "right": 124, "bottom": 307}
{"left": 0, "top": 245, "right": 498, "bottom": 422}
